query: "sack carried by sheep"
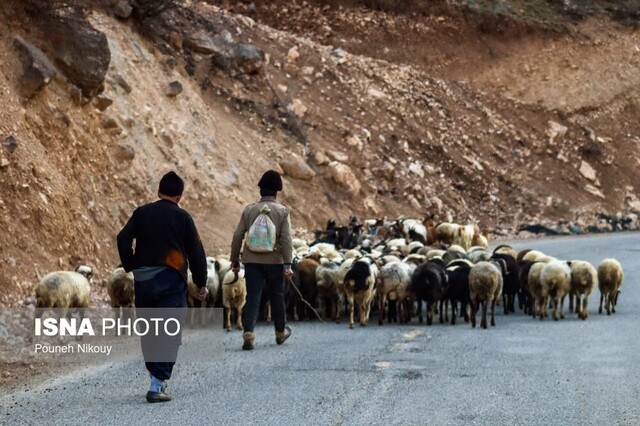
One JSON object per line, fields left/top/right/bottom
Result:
{"left": 247, "top": 205, "right": 277, "bottom": 253}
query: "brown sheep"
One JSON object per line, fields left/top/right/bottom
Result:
{"left": 293, "top": 256, "right": 321, "bottom": 321}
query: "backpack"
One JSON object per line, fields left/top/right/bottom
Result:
{"left": 246, "top": 205, "right": 277, "bottom": 253}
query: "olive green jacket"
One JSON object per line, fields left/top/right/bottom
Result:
{"left": 230, "top": 196, "right": 293, "bottom": 265}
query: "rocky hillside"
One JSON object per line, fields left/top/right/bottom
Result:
{"left": 0, "top": 0, "right": 638, "bottom": 307}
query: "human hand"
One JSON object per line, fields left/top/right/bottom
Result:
{"left": 197, "top": 287, "right": 209, "bottom": 301}
{"left": 284, "top": 268, "right": 294, "bottom": 281}
{"left": 231, "top": 262, "right": 241, "bottom": 274}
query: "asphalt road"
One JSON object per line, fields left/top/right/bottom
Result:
{"left": 1, "top": 232, "right": 639, "bottom": 425}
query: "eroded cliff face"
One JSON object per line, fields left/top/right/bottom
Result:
{"left": 0, "top": 0, "right": 638, "bottom": 306}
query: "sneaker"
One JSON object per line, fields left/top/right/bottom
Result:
{"left": 146, "top": 390, "right": 172, "bottom": 403}
{"left": 242, "top": 331, "right": 255, "bottom": 351}
{"left": 275, "top": 325, "right": 292, "bottom": 345}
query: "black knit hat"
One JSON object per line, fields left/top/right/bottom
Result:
{"left": 258, "top": 170, "right": 283, "bottom": 192}
{"left": 158, "top": 171, "right": 184, "bottom": 196}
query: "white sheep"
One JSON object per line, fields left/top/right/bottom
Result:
{"left": 469, "top": 261, "right": 503, "bottom": 329}
{"left": 378, "top": 261, "right": 415, "bottom": 325}
{"left": 568, "top": 260, "right": 597, "bottom": 320}
{"left": 344, "top": 249, "right": 364, "bottom": 260}
{"left": 598, "top": 258, "right": 623, "bottom": 315}
{"left": 522, "top": 250, "right": 546, "bottom": 263}
{"left": 435, "top": 222, "right": 458, "bottom": 245}
{"left": 452, "top": 224, "right": 476, "bottom": 250}
{"left": 527, "top": 260, "right": 553, "bottom": 319}
{"left": 107, "top": 267, "right": 134, "bottom": 320}
{"left": 222, "top": 268, "right": 247, "bottom": 331}
{"left": 316, "top": 261, "right": 342, "bottom": 322}
{"left": 187, "top": 257, "right": 221, "bottom": 326}
{"left": 36, "top": 265, "right": 93, "bottom": 317}
{"left": 540, "top": 260, "right": 572, "bottom": 321}
{"left": 292, "top": 238, "right": 308, "bottom": 250}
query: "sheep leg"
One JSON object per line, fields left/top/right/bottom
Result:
{"left": 569, "top": 293, "right": 575, "bottom": 313}
{"left": 224, "top": 306, "right": 231, "bottom": 331}
{"left": 552, "top": 298, "right": 559, "bottom": 321}
{"left": 334, "top": 295, "right": 341, "bottom": 323}
{"left": 438, "top": 300, "right": 445, "bottom": 324}
{"left": 538, "top": 297, "right": 546, "bottom": 321}
{"left": 236, "top": 304, "right": 244, "bottom": 330}
{"left": 417, "top": 300, "right": 423, "bottom": 323}
{"left": 517, "top": 290, "right": 524, "bottom": 311}
{"left": 378, "top": 293, "right": 386, "bottom": 325}
{"left": 451, "top": 300, "right": 457, "bottom": 325}
{"left": 367, "top": 295, "right": 375, "bottom": 323}
{"left": 559, "top": 295, "right": 565, "bottom": 319}
{"left": 599, "top": 293, "right": 604, "bottom": 314}
{"left": 266, "top": 302, "right": 272, "bottom": 324}
{"left": 606, "top": 292, "right": 612, "bottom": 315}
{"left": 490, "top": 299, "right": 496, "bottom": 327}
{"left": 581, "top": 295, "right": 588, "bottom": 320}
{"left": 480, "top": 300, "right": 488, "bottom": 329}
{"left": 502, "top": 294, "right": 508, "bottom": 315}
{"left": 463, "top": 302, "right": 470, "bottom": 323}
{"left": 359, "top": 296, "right": 366, "bottom": 326}
{"left": 348, "top": 293, "right": 355, "bottom": 329}
{"left": 426, "top": 302, "right": 433, "bottom": 326}
{"left": 470, "top": 298, "right": 477, "bottom": 328}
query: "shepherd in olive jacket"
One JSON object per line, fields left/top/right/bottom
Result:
{"left": 230, "top": 170, "right": 293, "bottom": 350}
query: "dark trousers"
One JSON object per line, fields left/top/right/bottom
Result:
{"left": 242, "top": 263, "right": 286, "bottom": 333}
{"left": 135, "top": 268, "right": 187, "bottom": 381}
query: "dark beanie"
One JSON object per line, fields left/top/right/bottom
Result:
{"left": 257, "top": 170, "right": 283, "bottom": 192}
{"left": 158, "top": 171, "right": 184, "bottom": 196}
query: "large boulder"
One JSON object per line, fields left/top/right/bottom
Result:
{"left": 328, "top": 161, "right": 361, "bottom": 195}
{"left": 47, "top": 17, "right": 111, "bottom": 98}
{"left": 13, "top": 36, "right": 57, "bottom": 98}
{"left": 279, "top": 156, "right": 316, "bottom": 181}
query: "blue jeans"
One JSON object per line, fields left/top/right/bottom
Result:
{"left": 134, "top": 268, "right": 187, "bottom": 381}
{"left": 242, "top": 263, "right": 286, "bottom": 333}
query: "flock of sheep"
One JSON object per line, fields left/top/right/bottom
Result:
{"left": 33, "top": 218, "right": 625, "bottom": 331}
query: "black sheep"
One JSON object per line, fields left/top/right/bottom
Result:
{"left": 491, "top": 253, "right": 520, "bottom": 314}
{"left": 518, "top": 260, "right": 535, "bottom": 316}
{"left": 344, "top": 260, "right": 372, "bottom": 292}
{"left": 410, "top": 261, "right": 448, "bottom": 325}
{"left": 445, "top": 265, "right": 471, "bottom": 325}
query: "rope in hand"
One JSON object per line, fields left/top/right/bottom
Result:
{"left": 286, "top": 276, "right": 326, "bottom": 323}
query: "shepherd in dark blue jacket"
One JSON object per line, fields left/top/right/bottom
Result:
{"left": 117, "top": 171, "right": 208, "bottom": 403}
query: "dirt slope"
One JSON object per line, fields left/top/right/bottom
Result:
{"left": 0, "top": 0, "right": 638, "bottom": 307}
